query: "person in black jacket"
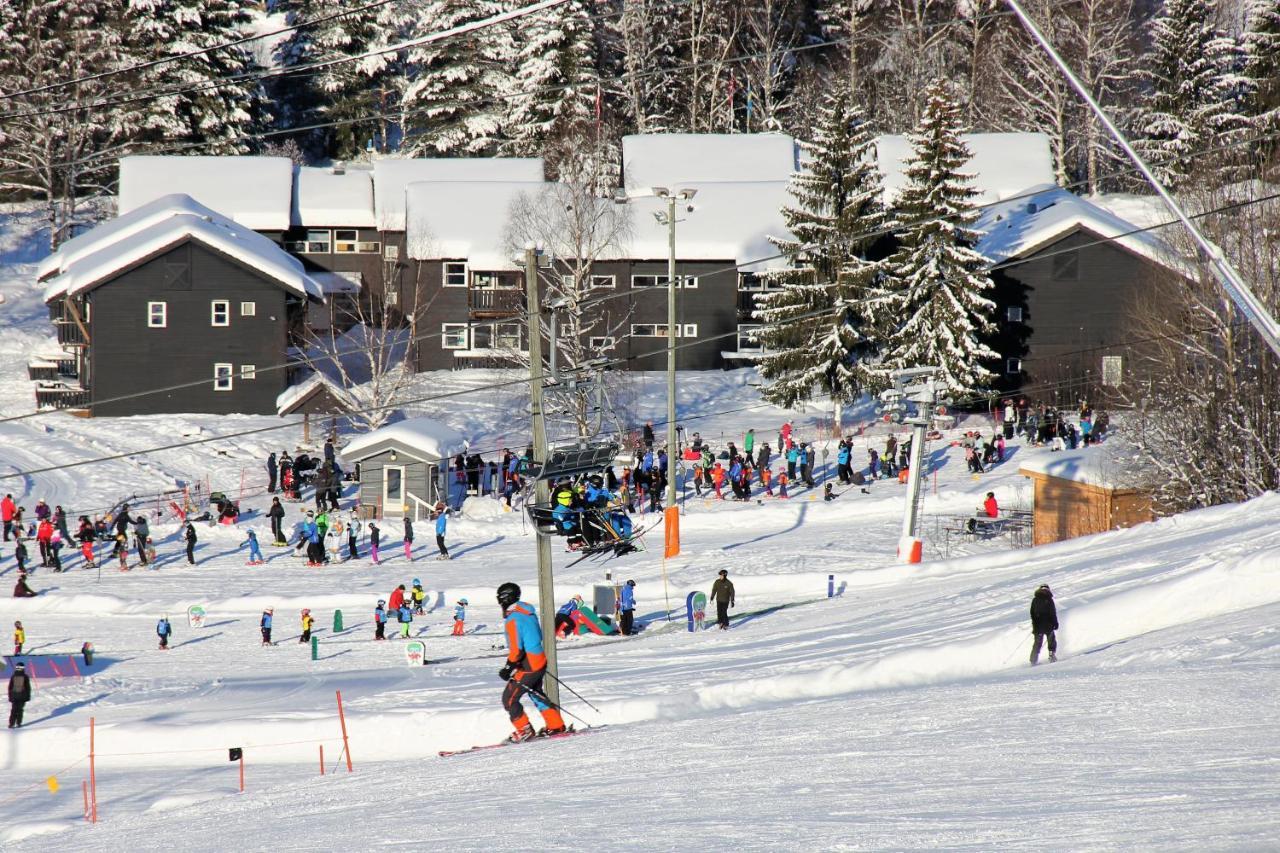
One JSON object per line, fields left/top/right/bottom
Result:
{"left": 1029, "top": 584, "right": 1059, "bottom": 665}
{"left": 268, "top": 497, "right": 286, "bottom": 545}
{"left": 267, "top": 452, "right": 277, "bottom": 493}
{"left": 8, "top": 661, "right": 31, "bottom": 728}
{"left": 183, "top": 521, "right": 198, "bottom": 565}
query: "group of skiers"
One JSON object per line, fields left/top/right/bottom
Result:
{"left": 267, "top": 443, "right": 342, "bottom": 508}
{"left": 372, "top": 581, "right": 468, "bottom": 641}
{"left": 283, "top": 501, "right": 450, "bottom": 567}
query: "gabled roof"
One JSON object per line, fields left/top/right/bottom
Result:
{"left": 342, "top": 416, "right": 467, "bottom": 462}
{"left": 119, "top": 156, "right": 294, "bottom": 230}
{"left": 373, "top": 157, "right": 544, "bottom": 231}
{"left": 621, "top": 133, "right": 799, "bottom": 190}
{"left": 276, "top": 372, "right": 358, "bottom": 416}
{"left": 292, "top": 165, "right": 376, "bottom": 228}
{"left": 42, "top": 194, "right": 324, "bottom": 303}
{"left": 875, "top": 132, "right": 1056, "bottom": 205}
{"left": 405, "top": 180, "right": 546, "bottom": 269}
{"left": 974, "top": 184, "right": 1190, "bottom": 276}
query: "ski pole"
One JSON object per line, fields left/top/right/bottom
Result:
{"left": 544, "top": 671, "right": 601, "bottom": 714}
{"left": 516, "top": 680, "right": 594, "bottom": 728}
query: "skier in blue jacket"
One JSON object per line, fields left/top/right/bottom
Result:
{"left": 619, "top": 579, "right": 637, "bottom": 636}
{"left": 397, "top": 601, "right": 413, "bottom": 638}
{"left": 260, "top": 608, "right": 274, "bottom": 646}
{"left": 433, "top": 503, "right": 450, "bottom": 560}
{"left": 156, "top": 615, "right": 173, "bottom": 650}
{"left": 373, "top": 600, "right": 387, "bottom": 641}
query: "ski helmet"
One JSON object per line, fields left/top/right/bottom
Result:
{"left": 457, "top": 598, "right": 469, "bottom": 606}
{"left": 626, "top": 579, "right": 635, "bottom": 587}
{"left": 496, "top": 582, "right": 521, "bottom": 609}
{"left": 377, "top": 599, "right": 385, "bottom": 606}
{"left": 413, "top": 578, "right": 421, "bottom": 586}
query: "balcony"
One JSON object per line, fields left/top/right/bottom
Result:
{"left": 467, "top": 287, "right": 524, "bottom": 319}
{"left": 54, "top": 319, "right": 88, "bottom": 346}
{"left": 34, "top": 383, "right": 90, "bottom": 411}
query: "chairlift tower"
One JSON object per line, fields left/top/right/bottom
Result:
{"left": 881, "top": 367, "right": 943, "bottom": 564}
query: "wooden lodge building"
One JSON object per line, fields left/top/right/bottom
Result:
{"left": 29, "top": 133, "right": 1187, "bottom": 416}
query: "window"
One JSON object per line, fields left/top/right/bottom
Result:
{"left": 240, "top": 301, "right": 256, "bottom": 317}
{"left": 1052, "top": 253, "right": 1079, "bottom": 281}
{"left": 562, "top": 273, "right": 616, "bottom": 290}
{"left": 213, "top": 363, "right": 233, "bottom": 391}
{"left": 493, "top": 323, "right": 521, "bottom": 349}
{"left": 147, "top": 301, "right": 167, "bottom": 328}
{"left": 384, "top": 244, "right": 400, "bottom": 261}
{"left": 737, "top": 324, "right": 763, "bottom": 351}
{"left": 631, "top": 323, "right": 694, "bottom": 338}
{"left": 334, "top": 230, "right": 380, "bottom": 254}
{"left": 211, "top": 300, "right": 230, "bottom": 327}
{"left": 1006, "top": 358, "right": 1022, "bottom": 375}
{"left": 442, "top": 323, "right": 468, "bottom": 349}
{"left": 632, "top": 274, "right": 698, "bottom": 289}
{"left": 384, "top": 289, "right": 399, "bottom": 308}
{"left": 240, "top": 365, "right": 257, "bottom": 381}
{"left": 1006, "top": 306, "right": 1023, "bottom": 323}
{"left": 305, "top": 230, "right": 331, "bottom": 253}
{"left": 1102, "top": 355, "right": 1123, "bottom": 387}
{"left": 589, "top": 336, "right": 616, "bottom": 351}
{"left": 443, "top": 261, "right": 468, "bottom": 287}
{"left": 738, "top": 274, "right": 783, "bottom": 292}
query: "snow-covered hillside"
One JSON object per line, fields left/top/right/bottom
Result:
{"left": 2, "top": 205, "right": 1279, "bottom": 850}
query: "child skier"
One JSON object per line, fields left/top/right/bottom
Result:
{"left": 260, "top": 609, "right": 274, "bottom": 646}
{"left": 157, "top": 615, "right": 172, "bottom": 650}
{"left": 397, "top": 600, "right": 413, "bottom": 639}
{"left": 711, "top": 463, "right": 725, "bottom": 500}
{"left": 369, "top": 521, "right": 380, "bottom": 564}
{"left": 300, "top": 609, "right": 314, "bottom": 644}
{"left": 14, "top": 536, "right": 28, "bottom": 574}
{"left": 452, "top": 598, "right": 468, "bottom": 636}
{"left": 244, "top": 529, "right": 265, "bottom": 565}
{"left": 403, "top": 517, "right": 414, "bottom": 562}
{"left": 145, "top": 537, "right": 157, "bottom": 566}
{"left": 778, "top": 471, "right": 790, "bottom": 499}
{"left": 762, "top": 467, "right": 774, "bottom": 496}
{"left": 374, "top": 599, "right": 387, "bottom": 641}
{"left": 77, "top": 516, "right": 96, "bottom": 567}
{"left": 113, "top": 533, "right": 130, "bottom": 571}
{"left": 13, "top": 620, "right": 24, "bottom": 655}
{"left": 411, "top": 579, "right": 426, "bottom": 615}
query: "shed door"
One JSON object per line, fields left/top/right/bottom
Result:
{"left": 384, "top": 465, "right": 406, "bottom": 516}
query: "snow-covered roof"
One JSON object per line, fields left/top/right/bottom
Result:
{"left": 373, "top": 157, "right": 544, "bottom": 231}
{"left": 118, "top": 156, "right": 294, "bottom": 231}
{"left": 310, "top": 270, "right": 363, "bottom": 294}
{"left": 974, "top": 185, "right": 1190, "bottom": 275}
{"left": 42, "top": 194, "right": 324, "bottom": 303}
{"left": 622, "top": 133, "right": 798, "bottom": 190}
{"left": 275, "top": 372, "right": 358, "bottom": 416}
{"left": 292, "top": 165, "right": 375, "bottom": 228}
{"left": 1018, "top": 440, "right": 1148, "bottom": 490}
{"left": 341, "top": 416, "right": 467, "bottom": 461}
{"left": 405, "top": 181, "right": 546, "bottom": 268}
{"left": 618, "top": 181, "right": 795, "bottom": 271}
{"left": 875, "top": 132, "right": 1056, "bottom": 205}
{"left": 38, "top": 193, "right": 225, "bottom": 281}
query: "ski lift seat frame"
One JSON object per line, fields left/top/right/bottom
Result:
{"left": 531, "top": 441, "right": 620, "bottom": 482}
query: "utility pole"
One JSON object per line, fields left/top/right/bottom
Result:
{"left": 524, "top": 246, "right": 558, "bottom": 705}
{"left": 665, "top": 193, "right": 678, "bottom": 511}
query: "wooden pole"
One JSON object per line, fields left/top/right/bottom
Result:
{"left": 335, "top": 690, "right": 353, "bottom": 772}
{"left": 239, "top": 753, "right": 245, "bottom": 793}
{"left": 89, "top": 717, "right": 97, "bottom": 823}
{"left": 319, "top": 744, "right": 325, "bottom": 776}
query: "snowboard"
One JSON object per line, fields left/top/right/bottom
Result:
{"left": 438, "top": 725, "right": 604, "bottom": 757}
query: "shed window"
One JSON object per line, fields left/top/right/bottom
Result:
{"left": 147, "top": 301, "right": 167, "bottom": 328}
{"left": 1006, "top": 306, "right": 1023, "bottom": 323}
{"left": 213, "top": 363, "right": 233, "bottom": 390}
{"left": 211, "top": 300, "right": 230, "bottom": 327}
{"left": 443, "top": 261, "right": 468, "bottom": 287}
{"left": 240, "top": 301, "right": 256, "bottom": 317}
{"left": 240, "top": 364, "right": 257, "bottom": 380}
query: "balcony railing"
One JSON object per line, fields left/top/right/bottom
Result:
{"left": 467, "top": 287, "right": 524, "bottom": 319}
{"left": 54, "top": 319, "right": 88, "bottom": 346}
{"left": 34, "top": 383, "right": 90, "bottom": 411}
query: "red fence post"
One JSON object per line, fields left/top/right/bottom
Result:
{"left": 319, "top": 744, "right": 325, "bottom": 776}
{"left": 239, "top": 753, "right": 245, "bottom": 793}
{"left": 336, "top": 690, "right": 353, "bottom": 772}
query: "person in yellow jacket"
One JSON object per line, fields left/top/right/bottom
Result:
{"left": 299, "top": 609, "right": 315, "bottom": 644}
{"left": 12, "top": 620, "right": 24, "bottom": 655}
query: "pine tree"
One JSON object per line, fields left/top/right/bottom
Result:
{"left": 503, "top": 0, "right": 598, "bottom": 158}
{"left": 399, "top": 0, "right": 514, "bottom": 156}
{"left": 877, "top": 82, "right": 997, "bottom": 398}
{"left": 274, "top": 0, "right": 397, "bottom": 159}
{"left": 1244, "top": 0, "right": 1280, "bottom": 166}
{"left": 125, "top": 0, "right": 270, "bottom": 153}
{"left": 1134, "top": 0, "right": 1251, "bottom": 188}
{"left": 755, "top": 89, "right": 888, "bottom": 418}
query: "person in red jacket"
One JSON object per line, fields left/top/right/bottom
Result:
{"left": 35, "top": 519, "right": 54, "bottom": 568}
{"left": 1, "top": 493, "right": 15, "bottom": 542}
{"left": 387, "top": 584, "right": 406, "bottom": 614}
{"left": 983, "top": 492, "right": 999, "bottom": 518}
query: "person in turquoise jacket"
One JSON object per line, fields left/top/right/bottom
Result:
{"left": 433, "top": 503, "right": 450, "bottom": 560}
{"left": 498, "top": 582, "right": 566, "bottom": 741}
{"left": 374, "top": 599, "right": 387, "bottom": 641}
{"left": 619, "top": 579, "right": 637, "bottom": 636}
{"left": 260, "top": 609, "right": 274, "bottom": 646}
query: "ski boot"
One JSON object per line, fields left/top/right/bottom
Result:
{"left": 507, "top": 722, "right": 537, "bottom": 743}
{"left": 1048, "top": 652, "right": 1057, "bottom": 663}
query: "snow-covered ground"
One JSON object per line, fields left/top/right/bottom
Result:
{"left": 2, "top": 204, "right": 1279, "bottom": 850}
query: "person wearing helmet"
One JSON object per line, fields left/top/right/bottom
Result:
{"left": 619, "top": 579, "right": 637, "bottom": 636}
{"left": 496, "top": 582, "right": 566, "bottom": 741}
{"left": 300, "top": 609, "right": 315, "bottom": 644}
{"left": 452, "top": 598, "right": 469, "bottom": 636}
{"left": 1029, "top": 584, "right": 1059, "bottom": 665}
{"left": 555, "top": 594, "right": 583, "bottom": 639}
{"left": 411, "top": 579, "right": 427, "bottom": 615}
{"left": 8, "top": 660, "right": 31, "bottom": 728}
{"left": 374, "top": 599, "right": 388, "bottom": 641}
{"left": 261, "top": 608, "right": 274, "bottom": 646}
{"left": 156, "top": 615, "right": 172, "bottom": 650}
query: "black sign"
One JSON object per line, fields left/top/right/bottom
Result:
{"left": 229, "top": 748, "right": 242, "bottom": 762}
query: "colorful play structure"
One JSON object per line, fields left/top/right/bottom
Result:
{"left": 557, "top": 603, "right": 618, "bottom": 637}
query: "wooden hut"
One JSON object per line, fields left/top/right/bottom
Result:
{"left": 1019, "top": 444, "right": 1154, "bottom": 546}
{"left": 342, "top": 417, "right": 466, "bottom": 521}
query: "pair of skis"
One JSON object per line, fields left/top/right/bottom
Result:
{"left": 438, "top": 725, "right": 604, "bottom": 757}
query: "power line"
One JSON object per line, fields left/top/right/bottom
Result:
{"left": 0, "top": 0, "right": 405, "bottom": 102}
{"left": 11, "top": 141, "right": 1278, "bottom": 428}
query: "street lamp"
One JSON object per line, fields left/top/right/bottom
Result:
{"left": 614, "top": 186, "right": 697, "bottom": 512}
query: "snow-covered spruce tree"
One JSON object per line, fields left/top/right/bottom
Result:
{"left": 609, "top": 0, "right": 682, "bottom": 134}
{"left": 1244, "top": 0, "right": 1280, "bottom": 168}
{"left": 1133, "top": 0, "right": 1251, "bottom": 189}
{"left": 755, "top": 89, "right": 887, "bottom": 425}
{"left": 125, "top": 0, "right": 270, "bottom": 153}
{"left": 399, "top": 0, "right": 514, "bottom": 156}
{"left": 0, "top": 0, "right": 131, "bottom": 249}
{"left": 503, "top": 0, "right": 598, "bottom": 159}
{"left": 876, "top": 82, "right": 997, "bottom": 399}
{"left": 273, "top": 0, "right": 397, "bottom": 160}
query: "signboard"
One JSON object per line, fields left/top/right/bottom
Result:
{"left": 685, "top": 591, "right": 707, "bottom": 633}
{"left": 187, "top": 604, "right": 207, "bottom": 629}
{"left": 405, "top": 640, "right": 427, "bottom": 666}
